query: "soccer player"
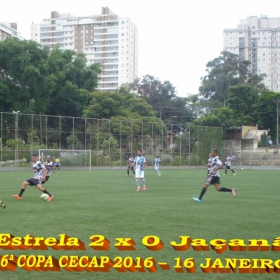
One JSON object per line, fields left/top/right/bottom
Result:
{"left": 43, "top": 155, "right": 55, "bottom": 184}
{"left": 0, "top": 201, "right": 5, "bottom": 209}
{"left": 13, "top": 154, "right": 54, "bottom": 201}
{"left": 207, "top": 153, "right": 212, "bottom": 174}
{"left": 192, "top": 149, "right": 236, "bottom": 203}
{"left": 154, "top": 155, "right": 161, "bottom": 177}
{"left": 126, "top": 155, "right": 135, "bottom": 177}
{"left": 133, "top": 150, "right": 147, "bottom": 191}
{"left": 54, "top": 157, "right": 60, "bottom": 171}
{"left": 223, "top": 155, "right": 236, "bottom": 175}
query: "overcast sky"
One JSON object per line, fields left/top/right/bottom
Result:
{"left": 1, "top": 0, "right": 280, "bottom": 97}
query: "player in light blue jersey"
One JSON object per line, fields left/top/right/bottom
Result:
{"left": 133, "top": 150, "right": 147, "bottom": 192}
{"left": 154, "top": 155, "right": 161, "bottom": 177}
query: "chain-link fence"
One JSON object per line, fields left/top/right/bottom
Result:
{"left": 221, "top": 145, "right": 280, "bottom": 168}
{"left": 0, "top": 112, "right": 223, "bottom": 170}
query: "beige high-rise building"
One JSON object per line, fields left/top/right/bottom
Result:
{"left": 0, "top": 22, "right": 23, "bottom": 41}
{"left": 31, "top": 7, "right": 138, "bottom": 92}
{"left": 223, "top": 15, "right": 280, "bottom": 91}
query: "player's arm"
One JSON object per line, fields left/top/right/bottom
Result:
{"left": 41, "top": 165, "right": 47, "bottom": 181}
{"left": 143, "top": 162, "right": 147, "bottom": 168}
{"left": 209, "top": 161, "right": 223, "bottom": 174}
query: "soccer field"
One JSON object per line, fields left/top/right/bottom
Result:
{"left": 0, "top": 168, "right": 280, "bottom": 280}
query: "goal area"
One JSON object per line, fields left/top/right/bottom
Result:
{"left": 38, "top": 149, "right": 91, "bottom": 171}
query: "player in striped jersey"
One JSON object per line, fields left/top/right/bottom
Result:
{"left": 207, "top": 153, "right": 212, "bottom": 174}
{"left": 43, "top": 156, "right": 55, "bottom": 184}
{"left": 192, "top": 149, "right": 236, "bottom": 203}
{"left": 154, "top": 155, "right": 161, "bottom": 177}
{"left": 13, "top": 154, "right": 54, "bottom": 201}
{"left": 223, "top": 155, "right": 236, "bottom": 175}
{"left": 126, "top": 155, "right": 135, "bottom": 177}
{"left": 133, "top": 150, "right": 147, "bottom": 191}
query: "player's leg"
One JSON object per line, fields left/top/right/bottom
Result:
{"left": 215, "top": 183, "right": 236, "bottom": 197}
{"left": 135, "top": 177, "right": 140, "bottom": 191}
{"left": 13, "top": 179, "right": 30, "bottom": 199}
{"left": 224, "top": 167, "right": 228, "bottom": 175}
{"left": 131, "top": 166, "right": 135, "bottom": 174}
{"left": 36, "top": 183, "right": 54, "bottom": 201}
{"left": 231, "top": 168, "right": 236, "bottom": 175}
{"left": 142, "top": 176, "right": 146, "bottom": 190}
{"left": 155, "top": 166, "right": 159, "bottom": 176}
{"left": 0, "top": 200, "right": 5, "bottom": 209}
{"left": 126, "top": 166, "right": 130, "bottom": 176}
{"left": 193, "top": 176, "right": 212, "bottom": 202}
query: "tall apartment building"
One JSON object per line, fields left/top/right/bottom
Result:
{"left": 31, "top": 7, "right": 138, "bottom": 92}
{"left": 223, "top": 15, "right": 280, "bottom": 91}
{"left": 0, "top": 22, "right": 23, "bottom": 41}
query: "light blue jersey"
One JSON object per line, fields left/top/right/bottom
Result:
{"left": 134, "top": 156, "right": 146, "bottom": 172}
{"left": 154, "top": 157, "right": 161, "bottom": 167}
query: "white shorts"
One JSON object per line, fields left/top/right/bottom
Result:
{"left": 135, "top": 170, "right": 145, "bottom": 178}
{"left": 154, "top": 165, "right": 159, "bottom": 171}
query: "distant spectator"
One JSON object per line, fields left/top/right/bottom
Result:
{"left": 269, "top": 139, "right": 272, "bottom": 146}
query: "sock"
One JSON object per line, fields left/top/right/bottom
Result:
{"left": 231, "top": 170, "right": 235, "bottom": 173}
{"left": 132, "top": 170, "right": 135, "bottom": 174}
{"left": 136, "top": 179, "right": 140, "bottom": 188}
{"left": 19, "top": 189, "right": 25, "bottom": 197}
{"left": 127, "top": 170, "right": 129, "bottom": 175}
{"left": 219, "top": 187, "right": 232, "bottom": 192}
{"left": 43, "top": 189, "right": 52, "bottom": 196}
{"left": 142, "top": 179, "right": 146, "bottom": 186}
{"left": 199, "top": 188, "right": 207, "bottom": 200}
{"left": 225, "top": 170, "right": 227, "bottom": 174}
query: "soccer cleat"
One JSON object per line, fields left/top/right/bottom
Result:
{"left": 158, "top": 173, "right": 161, "bottom": 177}
{"left": 234, "top": 173, "right": 236, "bottom": 176}
{"left": 47, "top": 195, "right": 54, "bottom": 202}
{"left": 126, "top": 175, "right": 129, "bottom": 177}
{"left": 0, "top": 201, "right": 5, "bottom": 209}
{"left": 232, "top": 188, "right": 237, "bottom": 197}
{"left": 13, "top": 195, "right": 21, "bottom": 200}
{"left": 142, "top": 185, "right": 146, "bottom": 191}
{"left": 136, "top": 188, "right": 140, "bottom": 192}
{"left": 192, "top": 197, "right": 201, "bottom": 203}
{"left": 223, "top": 174, "right": 226, "bottom": 176}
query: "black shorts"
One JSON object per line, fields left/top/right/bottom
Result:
{"left": 226, "top": 165, "right": 231, "bottom": 169}
{"left": 205, "top": 176, "right": 220, "bottom": 185}
{"left": 26, "top": 178, "right": 41, "bottom": 186}
{"left": 41, "top": 176, "right": 50, "bottom": 185}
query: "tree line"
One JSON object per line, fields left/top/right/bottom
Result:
{"left": 1, "top": 38, "right": 279, "bottom": 147}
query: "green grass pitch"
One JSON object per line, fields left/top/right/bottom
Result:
{"left": 0, "top": 168, "right": 280, "bottom": 280}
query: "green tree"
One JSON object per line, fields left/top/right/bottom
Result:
{"left": 192, "top": 107, "right": 236, "bottom": 127}
{"left": 226, "top": 84, "right": 259, "bottom": 126}
{"left": 0, "top": 38, "right": 55, "bottom": 113}
{"left": 199, "top": 51, "right": 261, "bottom": 107}
{"left": 257, "top": 90, "right": 280, "bottom": 141}
{"left": 0, "top": 38, "right": 101, "bottom": 117}
{"left": 133, "top": 75, "right": 177, "bottom": 119}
